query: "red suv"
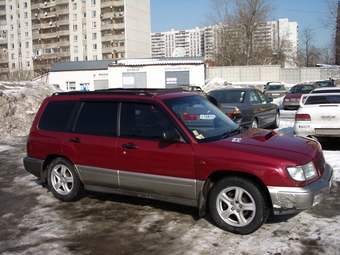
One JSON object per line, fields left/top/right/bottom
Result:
{"left": 23, "top": 89, "right": 333, "bottom": 235}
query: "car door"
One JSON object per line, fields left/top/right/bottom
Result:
{"left": 116, "top": 102, "right": 197, "bottom": 200}
{"left": 249, "top": 89, "right": 276, "bottom": 127}
{"left": 63, "top": 100, "right": 119, "bottom": 187}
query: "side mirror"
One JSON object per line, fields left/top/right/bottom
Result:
{"left": 161, "top": 129, "right": 183, "bottom": 142}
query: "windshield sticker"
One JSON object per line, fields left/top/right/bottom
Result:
{"left": 193, "top": 130, "right": 205, "bottom": 139}
{"left": 232, "top": 138, "right": 242, "bottom": 143}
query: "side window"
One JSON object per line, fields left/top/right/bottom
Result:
{"left": 250, "top": 90, "right": 261, "bottom": 104}
{"left": 256, "top": 90, "right": 268, "bottom": 104}
{"left": 39, "top": 101, "right": 77, "bottom": 132}
{"left": 73, "top": 101, "right": 118, "bottom": 136}
{"left": 120, "top": 103, "right": 173, "bottom": 139}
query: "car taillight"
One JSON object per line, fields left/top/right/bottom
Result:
{"left": 183, "top": 112, "right": 198, "bottom": 120}
{"left": 227, "top": 108, "right": 242, "bottom": 119}
{"left": 295, "top": 113, "right": 311, "bottom": 121}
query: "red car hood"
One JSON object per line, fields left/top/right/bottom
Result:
{"left": 213, "top": 128, "right": 321, "bottom": 164}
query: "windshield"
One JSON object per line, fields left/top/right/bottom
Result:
{"left": 164, "top": 95, "right": 240, "bottom": 142}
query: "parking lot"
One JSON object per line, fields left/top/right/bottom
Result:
{"left": 1, "top": 112, "right": 340, "bottom": 255}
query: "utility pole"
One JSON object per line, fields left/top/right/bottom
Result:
{"left": 336, "top": 1, "right": 340, "bottom": 65}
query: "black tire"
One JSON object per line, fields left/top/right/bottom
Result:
{"left": 251, "top": 118, "right": 258, "bottom": 128}
{"left": 209, "top": 176, "right": 269, "bottom": 235}
{"left": 271, "top": 111, "right": 280, "bottom": 129}
{"left": 47, "top": 157, "right": 84, "bottom": 202}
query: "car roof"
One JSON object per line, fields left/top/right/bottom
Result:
{"left": 266, "top": 81, "right": 283, "bottom": 85}
{"left": 209, "top": 87, "right": 255, "bottom": 92}
{"left": 313, "top": 87, "right": 340, "bottom": 91}
{"left": 311, "top": 87, "right": 340, "bottom": 93}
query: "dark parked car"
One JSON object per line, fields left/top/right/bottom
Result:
{"left": 207, "top": 88, "right": 280, "bottom": 129}
{"left": 283, "top": 83, "right": 320, "bottom": 110}
{"left": 23, "top": 88, "right": 333, "bottom": 235}
{"left": 314, "top": 80, "right": 336, "bottom": 87}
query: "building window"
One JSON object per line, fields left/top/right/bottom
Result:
{"left": 24, "top": 12, "right": 28, "bottom": 18}
{"left": 26, "top": 61, "right": 30, "bottom": 67}
{"left": 92, "top": 22, "right": 96, "bottom": 28}
{"left": 24, "top": 22, "right": 28, "bottom": 28}
{"left": 72, "top": 3, "right": 77, "bottom": 10}
{"left": 74, "top": 46, "right": 78, "bottom": 53}
{"left": 10, "top": 15, "right": 13, "bottom": 20}
{"left": 25, "top": 32, "right": 29, "bottom": 37}
{"left": 82, "top": 12, "right": 86, "bottom": 18}
{"left": 83, "top": 34, "right": 87, "bottom": 40}
{"left": 93, "top": 55, "right": 97, "bottom": 60}
{"left": 91, "top": 0, "right": 96, "bottom": 6}
{"left": 92, "top": 33, "right": 96, "bottom": 40}
{"left": 66, "top": 81, "right": 76, "bottom": 90}
{"left": 92, "top": 44, "right": 97, "bottom": 50}
{"left": 11, "top": 53, "right": 15, "bottom": 59}
{"left": 23, "top": 2, "right": 28, "bottom": 8}
{"left": 91, "top": 11, "right": 96, "bottom": 18}
{"left": 74, "top": 57, "right": 79, "bottom": 61}
{"left": 73, "top": 24, "right": 77, "bottom": 31}
{"left": 74, "top": 35, "right": 78, "bottom": 41}
{"left": 73, "top": 14, "right": 77, "bottom": 20}
{"left": 83, "top": 45, "right": 87, "bottom": 51}
{"left": 25, "top": 42, "right": 29, "bottom": 48}
{"left": 82, "top": 23, "right": 86, "bottom": 29}
{"left": 84, "top": 56, "right": 88, "bottom": 61}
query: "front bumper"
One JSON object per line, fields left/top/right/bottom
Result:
{"left": 268, "top": 162, "right": 333, "bottom": 215}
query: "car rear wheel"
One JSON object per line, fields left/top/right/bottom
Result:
{"left": 271, "top": 112, "right": 280, "bottom": 129}
{"left": 209, "top": 176, "right": 269, "bottom": 235}
{"left": 47, "top": 157, "right": 84, "bottom": 202}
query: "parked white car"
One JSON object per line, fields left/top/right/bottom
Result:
{"left": 294, "top": 91, "right": 340, "bottom": 139}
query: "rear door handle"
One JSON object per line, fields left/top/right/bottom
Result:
{"left": 122, "top": 143, "right": 138, "bottom": 149}
{"left": 69, "top": 137, "right": 82, "bottom": 143}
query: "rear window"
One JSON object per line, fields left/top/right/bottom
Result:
{"left": 39, "top": 101, "right": 77, "bottom": 132}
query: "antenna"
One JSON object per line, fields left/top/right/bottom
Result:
{"left": 172, "top": 47, "right": 186, "bottom": 57}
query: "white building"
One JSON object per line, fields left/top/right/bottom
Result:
{"left": 49, "top": 57, "right": 206, "bottom": 91}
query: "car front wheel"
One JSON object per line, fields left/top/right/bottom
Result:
{"left": 209, "top": 176, "right": 269, "bottom": 235}
{"left": 47, "top": 157, "right": 84, "bottom": 202}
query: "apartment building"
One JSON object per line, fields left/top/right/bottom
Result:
{"left": 151, "top": 27, "right": 203, "bottom": 58}
{"left": 0, "top": 0, "right": 150, "bottom": 79}
{"left": 151, "top": 18, "right": 298, "bottom": 67}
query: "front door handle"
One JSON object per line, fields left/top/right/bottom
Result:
{"left": 122, "top": 143, "right": 138, "bottom": 149}
{"left": 69, "top": 137, "right": 82, "bottom": 143}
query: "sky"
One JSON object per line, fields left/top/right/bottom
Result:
{"left": 150, "top": 0, "right": 334, "bottom": 48}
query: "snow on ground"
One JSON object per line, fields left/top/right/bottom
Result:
{"left": 1, "top": 79, "right": 339, "bottom": 255}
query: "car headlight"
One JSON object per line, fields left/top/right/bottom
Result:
{"left": 286, "top": 161, "right": 317, "bottom": 181}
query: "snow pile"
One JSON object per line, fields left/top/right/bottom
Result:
{"left": 0, "top": 81, "right": 59, "bottom": 139}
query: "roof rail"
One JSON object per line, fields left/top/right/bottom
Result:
{"left": 52, "top": 88, "right": 184, "bottom": 97}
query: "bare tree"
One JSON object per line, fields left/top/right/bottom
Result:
{"left": 299, "top": 27, "right": 321, "bottom": 67}
{"left": 207, "top": 0, "right": 276, "bottom": 66}
{"left": 320, "top": 0, "right": 339, "bottom": 64}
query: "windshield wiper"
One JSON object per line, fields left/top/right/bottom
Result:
{"left": 221, "top": 126, "right": 242, "bottom": 139}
